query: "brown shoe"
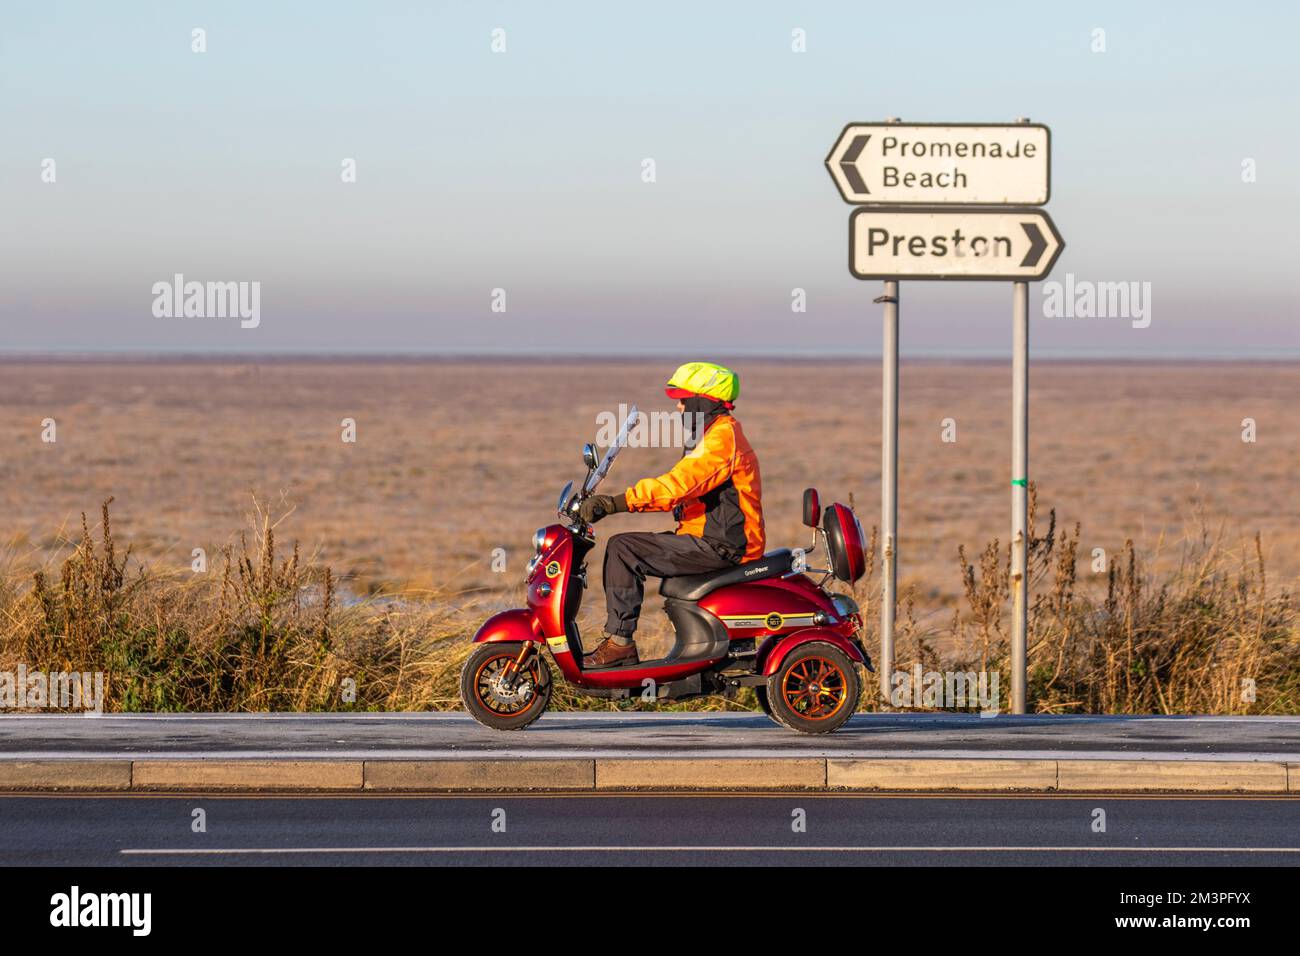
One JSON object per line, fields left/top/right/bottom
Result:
{"left": 584, "top": 636, "right": 639, "bottom": 668}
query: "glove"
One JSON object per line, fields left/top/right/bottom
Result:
{"left": 578, "top": 493, "right": 628, "bottom": 524}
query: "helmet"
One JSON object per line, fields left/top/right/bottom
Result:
{"left": 664, "top": 361, "right": 740, "bottom": 404}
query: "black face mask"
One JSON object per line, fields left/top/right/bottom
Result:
{"left": 680, "top": 395, "right": 729, "bottom": 448}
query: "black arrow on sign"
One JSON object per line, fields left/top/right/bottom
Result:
{"left": 1020, "top": 221, "right": 1048, "bottom": 267}
{"left": 840, "top": 134, "right": 871, "bottom": 195}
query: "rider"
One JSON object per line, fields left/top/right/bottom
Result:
{"left": 576, "top": 361, "right": 764, "bottom": 667}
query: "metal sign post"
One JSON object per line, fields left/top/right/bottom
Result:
{"left": 877, "top": 281, "right": 899, "bottom": 703}
{"left": 827, "top": 117, "right": 1061, "bottom": 715}
{"left": 1009, "top": 116, "right": 1032, "bottom": 715}
{"left": 1010, "top": 281, "right": 1029, "bottom": 713}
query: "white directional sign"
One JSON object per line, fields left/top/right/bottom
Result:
{"left": 849, "top": 208, "right": 1065, "bottom": 280}
{"left": 826, "top": 123, "right": 1050, "bottom": 205}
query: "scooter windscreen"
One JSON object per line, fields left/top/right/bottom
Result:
{"left": 582, "top": 405, "right": 641, "bottom": 494}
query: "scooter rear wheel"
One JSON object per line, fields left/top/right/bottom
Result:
{"left": 461, "top": 642, "right": 552, "bottom": 731}
{"left": 764, "top": 642, "right": 859, "bottom": 734}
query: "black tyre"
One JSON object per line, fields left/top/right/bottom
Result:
{"left": 764, "top": 642, "right": 859, "bottom": 734}
{"left": 460, "top": 643, "right": 551, "bottom": 731}
{"left": 754, "top": 686, "right": 774, "bottom": 719}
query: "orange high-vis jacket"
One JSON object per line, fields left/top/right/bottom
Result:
{"left": 622, "top": 414, "right": 764, "bottom": 562}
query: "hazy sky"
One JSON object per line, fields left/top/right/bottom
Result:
{"left": 3, "top": 1, "right": 1297, "bottom": 357}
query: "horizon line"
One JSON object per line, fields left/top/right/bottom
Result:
{"left": 0, "top": 349, "right": 1297, "bottom": 364}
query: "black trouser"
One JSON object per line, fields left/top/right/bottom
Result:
{"left": 602, "top": 531, "right": 734, "bottom": 639}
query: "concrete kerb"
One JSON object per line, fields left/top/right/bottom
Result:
{"left": 0, "top": 757, "right": 1295, "bottom": 793}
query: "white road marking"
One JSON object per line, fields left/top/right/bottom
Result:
{"left": 121, "top": 844, "right": 1300, "bottom": 855}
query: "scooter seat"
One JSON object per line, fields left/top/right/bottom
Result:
{"left": 659, "top": 549, "right": 793, "bottom": 602}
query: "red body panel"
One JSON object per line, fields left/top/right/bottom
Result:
{"left": 759, "top": 629, "right": 869, "bottom": 676}
{"left": 527, "top": 526, "right": 572, "bottom": 638}
{"left": 473, "top": 608, "right": 542, "bottom": 644}
{"left": 700, "top": 575, "right": 835, "bottom": 631}
{"left": 557, "top": 657, "right": 718, "bottom": 688}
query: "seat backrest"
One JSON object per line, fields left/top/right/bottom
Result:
{"left": 660, "top": 549, "right": 794, "bottom": 602}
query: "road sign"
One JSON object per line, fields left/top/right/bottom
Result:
{"left": 832, "top": 120, "right": 1061, "bottom": 714}
{"left": 826, "top": 123, "right": 1050, "bottom": 205}
{"left": 849, "top": 207, "right": 1064, "bottom": 281}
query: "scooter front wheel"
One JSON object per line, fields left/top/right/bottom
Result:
{"left": 460, "top": 642, "right": 552, "bottom": 731}
{"left": 764, "top": 642, "right": 859, "bottom": 734}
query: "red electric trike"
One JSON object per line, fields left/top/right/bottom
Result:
{"left": 459, "top": 409, "right": 873, "bottom": 734}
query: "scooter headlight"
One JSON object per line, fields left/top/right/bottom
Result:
{"left": 532, "top": 528, "right": 547, "bottom": 554}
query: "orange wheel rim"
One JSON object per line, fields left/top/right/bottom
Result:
{"left": 474, "top": 652, "right": 542, "bottom": 716}
{"left": 780, "top": 656, "right": 847, "bottom": 721}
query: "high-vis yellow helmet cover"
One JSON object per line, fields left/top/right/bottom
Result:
{"left": 664, "top": 361, "right": 740, "bottom": 403}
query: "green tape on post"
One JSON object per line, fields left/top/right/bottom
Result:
{"left": 1011, "top": 478, "right": 1028, "bottom": 487}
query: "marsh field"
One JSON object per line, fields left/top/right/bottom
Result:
{"left": 1, "top": 358, "right": 1297, "bottom": 713}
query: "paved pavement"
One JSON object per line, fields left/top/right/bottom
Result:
{"left": 6, "top": 713, "right": 1297, "bottom": 864}
{"left": 3, "top": 791, "right": 1297, "bottom": 866}
{"left": 3, "top": 712, "right": 1299, "bottom": 761}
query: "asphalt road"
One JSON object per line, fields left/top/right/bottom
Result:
{"left": 3, "top": 712, "right": 1298, "bottom": 760}
{"left": 3, "top": 792, "right": 1298, "bottom": 866}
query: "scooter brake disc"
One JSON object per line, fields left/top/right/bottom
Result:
{"left": 487, "top": 675, "right": 533, "bottom": 706}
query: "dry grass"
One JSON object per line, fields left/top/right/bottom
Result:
{"left": 851, "top": 486, "right": 1300, "bottom": 715}
{"left": 1, "top": 496, "right": 1295, "bottom": 715}
{"left": 2, "top": 498, "right": 452, "bottom": 712}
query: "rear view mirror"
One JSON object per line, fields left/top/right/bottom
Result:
{"left": 582, "top": 443, "right": 599, "bottom": 470}
{"left": 802, "top": 488, "right": 821, "bottom": 527}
